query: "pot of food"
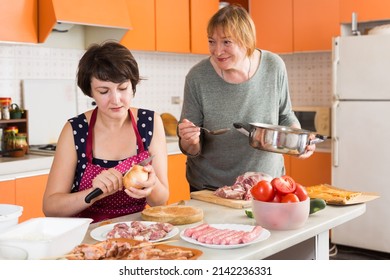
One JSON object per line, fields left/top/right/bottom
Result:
{"left": 233, "top": 122, "right": 327, "bottom": 155}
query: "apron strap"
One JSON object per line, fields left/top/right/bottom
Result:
{"left": 86, "top": 108, "right": 145, "bottom": 162}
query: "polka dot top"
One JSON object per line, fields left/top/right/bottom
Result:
{"left": 68, "top": 109, "right": 154, "bottom": 192}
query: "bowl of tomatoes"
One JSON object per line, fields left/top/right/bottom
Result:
{"left": 250, "top": 175, "right": 310, "bottom": 230}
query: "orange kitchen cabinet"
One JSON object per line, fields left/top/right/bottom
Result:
{"left": 250, "top": 0, "right": 293, "bottom": 54}
{"left": 340, "top": 0, "right": 390, "bottom": 23}
{"left": 293, "top": 0, "right": 340, "bottom": 52}
{"left": 0, "top": 179, "right": 16, "bottom": 204}
{"left": 15, "top": 174, "right": 48, "bottom": 222}
{"left": 155, "top": 0, "right": 190, "bottom": 53}
{"left": 121, "top": 0, "right": 155, "bottom": 51}
{"left": 190, "top": 0, "right": 219, "bottom": 54}
{"left": 289, "top": 152, "right": 331, "bottom": 187}
{"left": 167, "top": 154, "right": 190, "bottom": 204}
{"left": 0, "top": 0, "right": 38, "bottom": 43}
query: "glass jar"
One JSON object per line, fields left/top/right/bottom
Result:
{"left": 0, "top": 128, "right": 3, "bottom": 152}
{"left": 14, "top": 133, "right": 28, "bottom": 155}
{"left": 4, "top": 126, "right": 18, "bottom": 151}
{"left": 0, "top": 97, "right": 12, "bottom": 120}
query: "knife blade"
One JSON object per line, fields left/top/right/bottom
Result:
{"left": 123, "top": 155, "right": 155, "bottom": 177}
{"left": 84, "top": 155, "right": 155, "bottom": 204}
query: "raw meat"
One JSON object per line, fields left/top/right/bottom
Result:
{"left": 214, "top": 172, "right": 273, "bottom": 200}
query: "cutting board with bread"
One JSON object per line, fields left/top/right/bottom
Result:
{"left": 306, "top": 184, "right": 380, "bottom": 205}
{"left": 190, "top": 190, "right": 252, "bottom": 209}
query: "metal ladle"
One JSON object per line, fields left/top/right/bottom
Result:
{"left": 199, "top": 126, "right": 230, "bottom": 135}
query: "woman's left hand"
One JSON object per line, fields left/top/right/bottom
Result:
{"left": 124, "top": 165, "right": 157, "bottom": 198}
{"left": 298, "top": 134, "right": 316, "bottom": 159}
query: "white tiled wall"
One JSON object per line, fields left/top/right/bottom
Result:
{"left": 281, "top": 52, "right": 332, "bottom": 106}
{"left": 0, "top": 43, "right": 332, "bottom": 122}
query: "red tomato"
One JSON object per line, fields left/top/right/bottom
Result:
{"left": 251, "top": 180, "right": 275, "bottom": 202}
{"left": 281, "top": 193, "right": 300, "bottom": 203}
{"left": 271, "top": 192, "right": 282, "bottom": 203}
{"left": 294, "top": 183, "right": 309, "bottom": 201}
{"left": 271, "top": 175, "right": 296, "bottom": 194}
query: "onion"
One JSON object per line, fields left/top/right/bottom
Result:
{"left": 123, "top": 165, "right": 148, "bottom": 189}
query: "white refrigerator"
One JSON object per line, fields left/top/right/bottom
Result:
{"left": 331, "top": 34, "right": 390, "bottom": 253}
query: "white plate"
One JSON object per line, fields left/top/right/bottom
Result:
{"left": 90, "top": 221, "right": 179, "bottom": 242}
{"left": 180, "top": 224, "right": 270, "bottom": 249}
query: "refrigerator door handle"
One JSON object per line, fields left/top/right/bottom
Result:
{"left": 332, "top": 101, "right": 339, "bottom": 167}
{"left": 333, "top": 137, "right": 339, "bottom": 167}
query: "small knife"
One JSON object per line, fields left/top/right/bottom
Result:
{"left": 84, "top": 155, "right": 155, "bottom": 204}
{"left": 123, "top": 155, "right": 154, "bottom": 177}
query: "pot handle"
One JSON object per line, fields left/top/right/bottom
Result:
{"left": 233, "top": 122, "right": 251, "bottom": 137}
{"left": 308, "top": 134, "right": 328, "bottom": 145}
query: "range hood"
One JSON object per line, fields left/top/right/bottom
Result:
{"left": 38, "top": 0, "right": 132, "bottom": 48}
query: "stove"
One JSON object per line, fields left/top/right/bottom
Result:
{"left": 28, "top": 144, "right": 57, "bottom": 156}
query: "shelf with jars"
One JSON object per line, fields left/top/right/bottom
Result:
{"left": 0, "top": 110, "right": 29, "bottom": 157}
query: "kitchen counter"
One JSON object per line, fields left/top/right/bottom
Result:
{"left": 0, "top": 137, "right": 330, "bottom": 178}
{"left": 82, "top": 199, "right": 366, "bottom": 260}
{"left": 0, "top": 139, "right": 181, "bottom": 179}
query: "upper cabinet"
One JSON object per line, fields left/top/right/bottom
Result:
{"left": 251, "top": 0, "right": 339, "bottom": 53}
{"left": 122, "top": 0, "right": 190, "bottom": 53}
{"left": 293, "top": 0, "right": 340, "bottom": 52}
{"left": 155, "top": 0, "right": 190, "bottom": 53}
{"left": 0, "top": 0, "right": 38, "bottom": 43}
{"left": 122, "top": 0, "right": 218, "bottom": 54}
{"left": 250, "top": 0, "right": 293, "bottom": 54}
{"left": 190, "top": 0, "right": 219, "bottom": 54}
{"left": 121, "top": 0, "right": 155, "bottom": 51}
{"left": 340, "top": 0, "right": 390, "bottom": 23}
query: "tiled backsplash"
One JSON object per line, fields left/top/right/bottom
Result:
{"left": 0, "top": 43, "right": 332, "bottom": 121}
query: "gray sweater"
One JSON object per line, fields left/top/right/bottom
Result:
{"left": 180, "top": 50, "right": 298, "bottom": 189}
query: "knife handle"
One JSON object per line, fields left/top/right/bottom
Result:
{"left": 85, "top": 188, "right": 103, "bottom": 204}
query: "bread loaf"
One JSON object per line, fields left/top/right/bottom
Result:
{"left": 141, "top": 205, "right": 203, "bottom": 225}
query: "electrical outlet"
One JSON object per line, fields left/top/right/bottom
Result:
{"left": 171, "top": 96, "right": 182, "bottom": 105}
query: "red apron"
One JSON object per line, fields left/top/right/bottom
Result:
{"left": 74, "top": 108, "right": 149, "bottom": 222}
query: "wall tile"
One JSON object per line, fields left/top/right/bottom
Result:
{"left": 0, "top": 43, "right": 332, "bottom": 122}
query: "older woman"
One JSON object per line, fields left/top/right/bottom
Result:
{"left": 43, "top": 41, "right": 169, "bottom": 222}
{"left": 178, "top": 5, "right": 315, "bottom": 192}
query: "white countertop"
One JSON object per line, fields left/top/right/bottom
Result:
{"left": 0, "top": 139, "right": 181, "bottom": 179}
{"left": 82, "top": 199, "right": 366, "bottom": 260}
{"left": 0, "top": 137, "right": 330, "bottom": 179}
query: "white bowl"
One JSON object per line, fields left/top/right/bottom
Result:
{"left": 0, "top": 244, "right": 28, "bottom": 260}
{"left": 0, "top": 217, "right": 92, "bottom": 259}
{"left": 251, "top": 198, "right": 309, "bottom": 230}
{"left": 0, "top": 204, "right": 23, "bottom": 232}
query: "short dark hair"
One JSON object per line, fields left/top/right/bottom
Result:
{"left": 77, "top": 41, "right": 142, "bottom": 97}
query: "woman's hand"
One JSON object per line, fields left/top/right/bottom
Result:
{"left": 177, "top": 119, "right": 201, "bottom": 156}
{"left": 124, "top": 165, "right": 157, "bottom": 198}
{"left": 177, "top": 119, "right": 201, "bottom": 145}
{"left": 91, "top": 168, "right": 123, "bottom": 199}
{"left": 298, "top": 134, "right": 316, "bottom": 159}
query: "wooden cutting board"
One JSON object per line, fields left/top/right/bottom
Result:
{"left": 306, "top": 184, "right": 380, "bottom": 205}
{"left": 190, "top": 190, "right": 252, "bottom": 209}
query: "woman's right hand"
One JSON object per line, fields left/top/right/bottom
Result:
{"left": 90, "top": 168, "right": 123, "bottom": 201}
{"left": 177, "top": 119, "right": 201, "bottom": 145}
{"left": 177, "top": 119, "right": 202, "bottom": 156}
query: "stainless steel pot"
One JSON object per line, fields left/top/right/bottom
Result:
{"left": 234, "top": 122, "right": 327, "bottom": 155}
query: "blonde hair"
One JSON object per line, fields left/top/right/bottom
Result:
{"left": 207, "top": 5, "right": 256, "bottom": 56}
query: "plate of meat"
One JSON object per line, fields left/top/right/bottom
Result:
{"left": 90, "top": 221, "right": 179, "bottom": 242}
{"left": 66, "top": 239, "right": 203, "bottom": 260}
{"left": 180, "top": 223, "right": 270, "bottom": 249}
